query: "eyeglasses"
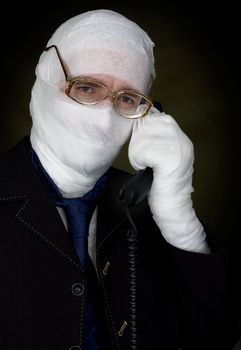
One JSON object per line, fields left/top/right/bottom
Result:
{"left": 44, "top": 45, "right": 153, "bottom": 119}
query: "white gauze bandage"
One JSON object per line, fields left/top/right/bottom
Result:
{"left": 129, "top": 110, "right": 210, "bottom": 254}
{"left": 30, "top": 9, "right": 155, "bottom": 198}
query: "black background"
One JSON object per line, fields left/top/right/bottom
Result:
{"left": 0, "top": 2, "right": 241, "bottom": 344}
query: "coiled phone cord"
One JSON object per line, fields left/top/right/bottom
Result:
{"left": 118, "top": 167, "right": 153, "bottom": 349}
{"left": 124, "top": 202, "right": 139, "bottom": 350}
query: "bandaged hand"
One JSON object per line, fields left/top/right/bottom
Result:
{"left": 128, "top": 108, "right": 210, "bottom": 253}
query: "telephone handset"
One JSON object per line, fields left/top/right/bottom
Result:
{"left": 118, "top": 167, "right": 153, "bottom": 207}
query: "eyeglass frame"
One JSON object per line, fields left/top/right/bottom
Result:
{"left": 44, "top": 45, "right": 153, "bottom": 119}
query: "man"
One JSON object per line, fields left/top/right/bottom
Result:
{"left": 0, "top": 9, "right": 236, "bottom": 350}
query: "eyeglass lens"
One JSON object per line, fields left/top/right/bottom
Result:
{"left": 67, "top": 79, "right": 151, "bottom": 118}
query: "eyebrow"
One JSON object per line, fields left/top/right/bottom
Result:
{"left": 82, "top": 75, "right": 139, "bottom": 93}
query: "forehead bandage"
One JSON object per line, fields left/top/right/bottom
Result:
{"left": 37, "top": 9, "right": 155, "bottom": 93}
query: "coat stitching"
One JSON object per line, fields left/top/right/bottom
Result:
{"left": 97, "top": 258, "right": 120, "bottom": 350}
{"left": 78, "top": 279, "right": 86, "bottom": 346}
{"left": 0, "top": 195, "right": 82, "bottom": 271}
{"left": 1, "top": 195, "right": 86, "bottom": 344}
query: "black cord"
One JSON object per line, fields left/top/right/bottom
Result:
{"left": 123, "top": 202, "right": 138, "bottom": 350}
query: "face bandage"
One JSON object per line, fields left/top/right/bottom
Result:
{"left": 30, "top": 9, "right": 156, "bottom": 198}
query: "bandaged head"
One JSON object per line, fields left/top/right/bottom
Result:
{"left": 30, "top": 9, "right": 155, "bottom": 198}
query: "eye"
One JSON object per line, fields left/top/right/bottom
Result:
{"left": 68, "top": 80, "right": 108, "bottom": 103}
{"left": 119, "top": 95, "right": 136, "bottom": 105}
{"left": 79, "top": 86, "right": 92, "bottom": 93}
{"left": 119, "top": 94, "right": 139, "bottom": 106}
{"left": 117, "top": 93, "right": 141, "bottom": 110}
{"left": 73, "top": 82, "right": 99, "bottom": 95}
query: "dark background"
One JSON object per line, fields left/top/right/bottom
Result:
{"left": 1, "top": 3, "right": 241, "bottom": 345}
{"left": 1, "top": 3, "right": 240, "bottom": 248}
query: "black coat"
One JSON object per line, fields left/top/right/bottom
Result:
{"left": 0, "top": 137, "right": 236, "bottom": 349}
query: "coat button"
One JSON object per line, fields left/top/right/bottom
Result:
{"left": 71, "top": 283, "right": 84, "bottom": 296}
{"left": 69, "top": 346, "right": 81, "bottom": 350}
{"left": 102, "top": 261, "right": 111, "bottom": 275}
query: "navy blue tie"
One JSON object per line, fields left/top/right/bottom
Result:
{"left": 29, "top": 146, "right": 109, "bottom": 349}
{"left": 54, "top": 180, "right": 106, "bottom": 268}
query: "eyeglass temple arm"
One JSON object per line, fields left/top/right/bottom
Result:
{"left": 44, "top": 45, "right": 70, "bottom": 82}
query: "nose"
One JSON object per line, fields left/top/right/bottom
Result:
{"left": 99, "top": 90, "right": 115, "bottom": 107}
{"left": 105, "top": 95, "right": 114, "bottom": 102}
{"left": 98, "top": 95, "right": 113, "bottom": 108}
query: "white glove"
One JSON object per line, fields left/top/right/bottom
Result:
{"left": 128, "top": 108, "right": 210, "bottom": 254}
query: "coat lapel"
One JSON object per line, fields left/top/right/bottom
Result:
{"left": 0, "top": 137, "right": 82, "bottom": 271}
